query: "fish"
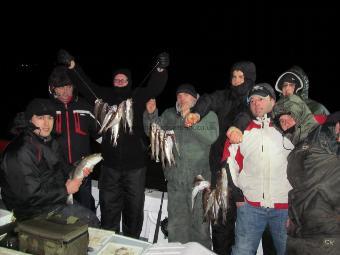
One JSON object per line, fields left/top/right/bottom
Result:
{"left": 191, "top": 175, "right": 210, "bottom": 210}
{"left": 66, "top": 153, "right": 103, "bottom": 205}
{"left": 167, "top": 130, "right": 180, "bottom": 158}
{"left": 159, "top": 130, "right": 165, "bottom": 168}
{"left": 164, "top": 132, "right": 174, "bottom": 167}
{"left": 100, "top": 102, "right": 109, "bottom": 124}
{"left": 150, "top": 123, "right": 158, "bottom": 160}
{"left": 204, "top": 189, "right": 219, "bottom": 223}
{"left": 120, "top": 100, "right": 127, "bottom": 130}
{"left": 154, "top": 127, "right": 160, "bottom": 162}
{"left": 217, "top": 168, "right": 229, "bottom": 223}
{"left": 125, "top": 98, "right": 133, "bottom": 134}
{"left": 202, "top": 186, "right": 212, "bottom": 222}
{"left": 104, "top": 104, "right": 121, "bottom": 133}
{"left": 94, "top": 98, "right": 104, "bottom": 128}
{"left": 98, "top": 105, "right": 116, "bottom": 134}
{"left": 110, "top": 103, "right": 124, "bottom": 146}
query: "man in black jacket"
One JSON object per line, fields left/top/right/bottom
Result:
{"left": 62, "top": 50, "right": 169, "bottom": 238}
{"left": 273, "top": 95, "right": 340, "bottom": 254}
{"left": 185, "top": 61, "right": 256, "bottom": 255}
{"left": 0, "top": 98, "right": 99, "bottom": 227}
{"left": 48, "top": 65, "right": 99, "bottom": 212}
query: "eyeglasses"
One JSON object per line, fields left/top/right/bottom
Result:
{"left": 114, "top": 79, "right": 128, "bottom": 83}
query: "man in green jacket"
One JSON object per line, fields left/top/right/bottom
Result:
{"left": 144, "top": 84, "right": 219, "bottom": 249}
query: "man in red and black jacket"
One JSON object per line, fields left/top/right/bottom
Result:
{"left": 48, "top": 66, "right": 100, "bottom": 212}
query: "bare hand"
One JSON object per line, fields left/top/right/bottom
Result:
{"left": 227, "top": 126, "right": 243, "bottom": 144}
{"left": 146, "top": 99, "right": 156, "bottom": 114}
{"left": 82, "top": 167, "right": 92, "bottom": 177}
{"left": 66, "top": 178, "right": 82, "bottom": 194}
{"left": 184, "top": 113, "right": 200, "bottom": 127}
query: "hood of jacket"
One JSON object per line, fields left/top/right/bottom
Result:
{"left": 230, "top": 61, "right": 256, "bottom": 98}
{"left": 275, "top": 65, "right": 309, "bottom": 99}
{"left": 273, "top": 94, "right": 319, "bottom": 145}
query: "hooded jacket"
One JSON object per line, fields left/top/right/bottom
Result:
{"left": 273, "top": 95, "right": 340, "bottom": 237}
{"left": 68, "top": 65, "right": 168, "bottom": 170}
{"left": 190, "top": 61, "right": 256, "bottom": 184}
{"left": 0, "top": 128, "right": 70, "bottom": 220}
{"left": 275, "top": 66, "right": 329, "bottom": 115}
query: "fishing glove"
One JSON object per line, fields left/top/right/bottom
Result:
{"left": 57, "top": 49, "right": 75, "bottom": 67}
{"left": 157, "top": 52, "right": 170, "bottom": 68}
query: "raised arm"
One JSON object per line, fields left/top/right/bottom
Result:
{"left": 185, "top": 90, "right": 226, "bottom": 127}
{"left": 135, "top": 52, "right": 169, "bottom": 103}
{"left": 57, "top": 49, "right": 106, "bottom": 105}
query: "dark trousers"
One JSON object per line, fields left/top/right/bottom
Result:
{"left": 212, "top": 198, "right": 237, "bottom": 255}
{"left": 74, "top": 176, "right": 96, "bottom": 212}
{"left": 99, "top": 166, "right": 146, "bottom": 238}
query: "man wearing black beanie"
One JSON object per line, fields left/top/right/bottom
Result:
{"left": 48, "top": 64, "right": 100, "bottom": 213}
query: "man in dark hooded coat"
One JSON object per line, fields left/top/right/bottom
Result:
{"left": 59, "top": 50, "right": 169, "bottom": 238}
{"left": 273, "top": 95, "right": 340, "bottom": 254}
{"left": 185, "top": 61, "right": 256, "bottom": 255}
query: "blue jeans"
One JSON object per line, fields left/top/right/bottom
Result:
{"left": 232, "top": 202, "right": 288, "bottom": 255}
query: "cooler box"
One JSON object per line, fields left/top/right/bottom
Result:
{"left": 0, "top": 247, "right": 31, "bottom": 255}
{"left": 92, "top": 183, "right": 168, "bottom": 243}
{"left": 17, "top": 216, "right": 88, "bottom": 255}
{"left": 141, "top": 189, "right": 168, "bottom": 243}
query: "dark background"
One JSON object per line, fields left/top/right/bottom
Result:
{"left": 1, "top": 5, "right": 338, "bottom": 190}
{"left": 2, "top": 6, "right": 338, "bottom": 137}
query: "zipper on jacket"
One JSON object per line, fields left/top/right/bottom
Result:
{"left": 65, "top": 103, "right": 73, "bottom": 164}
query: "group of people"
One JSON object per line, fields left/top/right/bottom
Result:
{"left": 0, "top": 49, "right": 339, "bottom": 255}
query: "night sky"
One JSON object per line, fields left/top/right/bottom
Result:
{"left": 2, "top": 6, "right": 338, "bottom": 139}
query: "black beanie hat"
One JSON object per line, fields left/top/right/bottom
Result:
{"left": 25, "top": 98, "right": 56, "bottom": 121}
{"left": 176, "top": 83, "right": 198, "bottom": 98}
{"left": 48, "top": 66, "right": 72, "bottom": 88}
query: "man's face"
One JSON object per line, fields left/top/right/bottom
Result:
{"left": 249, "top": 95, "right": 275, "bottom": 117}
{"left": 282, "top": 82, "right": 296, "bottom": 96}
{"left": 113, "top": 74, "right": 129, "bottom": 87}
{"left": 336, "top": 122, "right": 340, "bottom": 142}
{"left": 31, "top": 115, "right": 54, "bottom": 137}
{"left": 231, "top": 70, "right": 245, "bottom": 86}
{"left": 279, "top": 114, "right": 296, "bottom": 131}
{"left": 54, "top": 85, "right": 73, "bottom": 103}
{"left": 176, "top": 92, "right": 196, "bottom": 110}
